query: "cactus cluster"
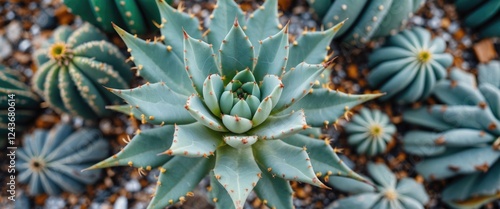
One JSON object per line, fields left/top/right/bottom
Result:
{"left": 344, "top": 108, "right": 396, "bottom": 157}
{"left": 0, "top": 65, "right": 40, "bottom": 141}
{"left": 62, "top": 0, "right": 171, "bottom": 34}
{"left": 454, "top": 0, "right": 500, "bottom": 38}
{"left": 17, "top": 123, "right": 109, "bottom": 195}
{"left": 32, "top": 23, "right": 132, "bottom": 120}
{"left": 87, "top": 0, "right": 381, "bottom": 208}
{"left": 307, "top": 0, "right": 425, "bottom": 46}
{"left": 403, "top": 61, "right": 500, "bottom": 209}
{"left": 327, "top": 162, "right": 429, "bottom": 209}
{"left": 368, "top": 27, "right": 453, "bottom": 104}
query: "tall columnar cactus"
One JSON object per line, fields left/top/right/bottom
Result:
{"left": 17, "top": 123, "right": 109, "bottom": 195}
{"left": 87, "top": 0, "right": 380, "bottom": 208}
{"left": 403, "top": 61, "right": 500, "bottom": 209}
{"left": 326, "top": 162, "right": 429, "bottom": 209}
{"left": 62, "top": 0, "right": 172, "bottom": 34}
{"left": 368, "top": 27, "right": 453, "bottom": 104}
{"left": 454, "top": 0, "right": 500, "bottom": 38}
{"left": 344, "top": 108, "right": 396, "bottom": 157}
{"left": 0, "top": 65, "right": 40, "bottom": 140}
{"left": 307, "top": 0, "right": 425, "bottom": 46}
{"left": 32, "top": 23, "right": 132, "bottom": 120}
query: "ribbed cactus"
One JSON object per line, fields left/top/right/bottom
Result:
{"left": 0, "top": 65, "right": 40, "bottom": 141}
{"left": 454, "top": 0, "right": 500, "bottom": 38}
{"left": 344, "top": 108, "right": 396, "bottom": 157}
{"left": 403, "top": 61, "right": 500, "bottom": 209}
{"left": 368, "top": 27, "right": 453, "bottom": 104}
{"left": 307, "top": 0, "right": 425, "bottom": 46}
{"left": 87, "top": 0, "right": 381, "bottom": 208}
{"left": 62, "top": 0, "right": 172, "bottom": 34}
{"left": 17, "top": 123, "right": 109, "bottom": 195}
{"left": 32, "top": 23, "right": 132, "bottom": 120}
{"left": 327, "top": 162, "right": 429, "bottom": 209}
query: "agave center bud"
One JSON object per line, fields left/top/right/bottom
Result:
{"left": 417, "top": 50, "right": 432, "bottom": 63}
{"left": 369, "top": 124, "right": 384, "bottom": 138}
{"left": 48, "top": 42, "right": 73, "bottom": 66}
{"left": 384, "top": 188, "right": 398, "bottom": 201}
{"left": 29, "top": 159, "right": 46, "bottom": 172}
{"left": 493, "top": 137, "right": 500, "bottom": 151}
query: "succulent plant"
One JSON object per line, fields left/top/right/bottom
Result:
{"left": 403, "top": 61, "right": 500, "bottom": 208}
{"left": 344, "top": 108, "right": 396, "bottom": 157}
{"left": 367, "top": 27, "right": 453, "bottom": 104}
{"left": 32, "top": 23, "right": 132, "bottom": 120}
{"left": 326, "top": 162, "right": 429, "bottom": 209}
{"left": 62, "top": 0, "right": 172, "bottom": 34}
{"left": 87, "top": 0, "right": 380, "bottom": 208}
{"left": 0, "top": 65, "right": 40, "bottom": 141}
{"left": 17, "top": 123, "right": 109, "bottom": 195}
{"left": 307, "top": 0, "right": 425, "bottom": 46}
{"left": 454, "top": 0, "right": 500, "bottom": 38}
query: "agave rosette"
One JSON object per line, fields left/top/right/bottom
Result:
{"left": 89, "top": 0, "right": 380, "bottom": 208}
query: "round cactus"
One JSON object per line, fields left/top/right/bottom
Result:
{"left": 403, "top": 61, "right": 500, "bottom": 209}
{"left": 17, "top": 123, "right": 109, "bottom": 195}
{"left": 327, "top": 162, "right": 429, "bottom": 209}
{"left": 32, "top": 23, "right": 132, "bottom": 120}
{"left": 367, "top": 27, "right": 453, "bottom": 104}
{"left": 344, "top": 108, "right": 396, "bottom": 157}
{"left": 307, "top": 0, "right": 425, "bottom": 46}
{"left": 0, "top": 65, "right": 40, "bottom": 141}
{"left": 62, "top": 0, "right": 172, "bottom": 34}
{"left": 454, "top": 0, "right": 500, "bottom": 38}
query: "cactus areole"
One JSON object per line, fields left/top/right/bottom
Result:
{"left": 89, "top": 1, "right": 380, "bottom": 208}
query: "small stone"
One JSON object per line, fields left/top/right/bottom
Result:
{"left": 0, "top": 36, "right": 13, "bottom": 61}
{"left": 125, "top": 179, "right": 141, "bottom": 192}
{"left": 36, "top": 8, "right": 57, "bottom": 29}
{"left": 18, "top": 39, "right": 31, "bottom": 52}
{"left": 44, "top": 196, "right": 66, "bottom": 209}
{"left": 6, "top": 21, "right": 22, "bottom": 43}
{"left": 113, "top": 196, "right": 128, "bottom": 209}
{"left": 473, "top": 39, "right": 497, "bottom": 63}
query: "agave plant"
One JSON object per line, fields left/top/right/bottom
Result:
{"left": 17, "top": 123, "right": 109, "bottom": 195}
{"left": 0, "top": 65, "right": 40, "bottom": 141}
{"left": 344, "top": 108, "right": 396, "bottom": 157}
{"left": 326, "top": 162, "right": 429, "bottom": 209}
{"left": 454, "top": 0, "right": 500, "bottom": 38}
{"left": 403, "top": 61, "right": 500, "bottom": 208}
{"left": 62, "top": 0, "right": 171, "bottom": 34}
{"left": 368, "top": 27, "right": 453, "bottom": 104}
{"left": 87, "top": 0, "right": 380, "bottom": 208}
{"left": 307, "top": 0, "right": 424, "bottom": 46}
{"left": 32, "top": 23, "right": 132, "bottom": 120}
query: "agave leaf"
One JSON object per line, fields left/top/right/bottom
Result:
{"left": 185, "top": 95, "right": 227, "bottom": 132}
{"left": 214, "top": 146, "right": 261, "bottom": 209}
{"left": 245, "top": 0, "right": 280, "bottom": 53}
{"left": 203, "top": 74, "right": 225, "bottom": 116}
{"left": 224, "top": 135, "right": 258, "bottom": 149}
{"left": 88, "top": 126, "right": 174, "bottom": 169}
{"left": 253, "top": 26, "right": 289, "bottom": 82}
{"left": 114, "top": 25, "right": 193, "bottom": 95}
{"left": 251, "top": 96, "right": 273, "bottom": 127}
{"left": 259, "top": 75, "right": 283, "bottom": 108}
{"left": 326, "top": 193, "right": 380, "bottom": 209}
{"left": 222, "top": 114, "right": 253, "bottom": 134}
{"left": 254, "top": 164, "right": 293, "bottom": 209}
{"left": 106, "top": 104, "right": 145, "bottom": 122}
{"left": 208, "top": 171, "right": 235, "bottom": 209}
{"left": 109, "top": 83, "right": 195, "bottom": 125}
{"left": 148, "top": 157, "right": 213, "bottom": 209}
{"left": 208, "top": 0, "right": 245, "bottom": 51}
{"left": 253, "top": 140, "right": 327, "bottom": 188}
{"left": 328, "top": 176, "right": 375, "bottom": 194}
{"left": 283, "top": 133, "right": 366, "bottom": 181}
{"left": 219, "top": 20, "right": 254, "bottom": 82}
{"left": 167, "top": 123, "right": 224, "bottom": 158}
{"left": 249, "top": 110, "right": 307, "bottom": 140}
{"left": 396, "top": 178, "right": 429, "bottom": 204}
{"left": 184, "top": 32, "right": 220, "bottom": 94}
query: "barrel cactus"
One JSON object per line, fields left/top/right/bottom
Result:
{"left": 368, "top": 27, "right": 453, "bottom": 104}
{"left": 403, "top": 61, "right": 500, "bottom": 208}
{"left": 17, "top": 123, "right": 109, "bottom": 195}
{"left": 62, "top": 0, "right": 172, "bottom": 34}
{"left": 344, "top": 108, "right": 396, "bottom": 157}
{"left": 32, "top": 23, "right": 132, "bottom": 120}
{"left": 327, "top": 162, "right": 429, "bottom": 209}
{"left": 307, "top": 0, "right": 425, "bottom": 46}
{"left": 0, "top": 65, "right": 40, "bottom": 141}
{"left": 87, "top": 0, "right": 380, "bottom": 208}
{"left": 454, "top": 0, "right": 500, "bottom": 38}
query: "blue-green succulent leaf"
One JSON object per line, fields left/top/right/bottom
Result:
{"left": 254, "top": 164, "right": 293, "bottom": 209}
{"left": 219, "top": 20, "right": 254, "bottom": 82}
{"left": 249, "top": 110, "right": 307, "bottom": 140}
{"left": 167, "top": 123, "right": 224, "bottom": 157}
{"left": 245, "top": 0, "right": 280, "bottom": 53}
{"left": 185, "top": 95, "right": 228, "bottom": 132}
{"left": 253, "top": 26, "right": 289, "bottom": 81}
{"left": 184, "top": 32, "right": 220, "bottom": 94}
{"left": 209, "top": 171, "right": 236, "bottom": 209}
{"left": 208, "top": 0, "right": 246, "bottom": 50}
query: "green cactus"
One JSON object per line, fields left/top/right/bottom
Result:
{"left": 62, "top": 0, "right": 172, "bottom": 34}
{"left": 87, "top": 0, "right": 381, "bottom": 208}
{"left": 403, "top": 61, "right": 500, "bottom": 209}
{"left": 32, "top": 23, "right": 132, "bottom": 120}
{"left": 0, "top": 65, "right": 40, "bottom": 143}
{"left": 454, "top": 0, "right": 500, "bottom": 38}
{"left": 326, "top": 162, "right": 429, "bottom": 209}
{"left": 17, "top": 123, "right": 109, "bottom": 195}
{"left": 344, "top": 108, "right": 396, "bottom": 157}
{"left": 368, "top": 27, "right": 453, "bottom": 104}
{"left": 308, "top": 0, "right": 425, "bottom": 46}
